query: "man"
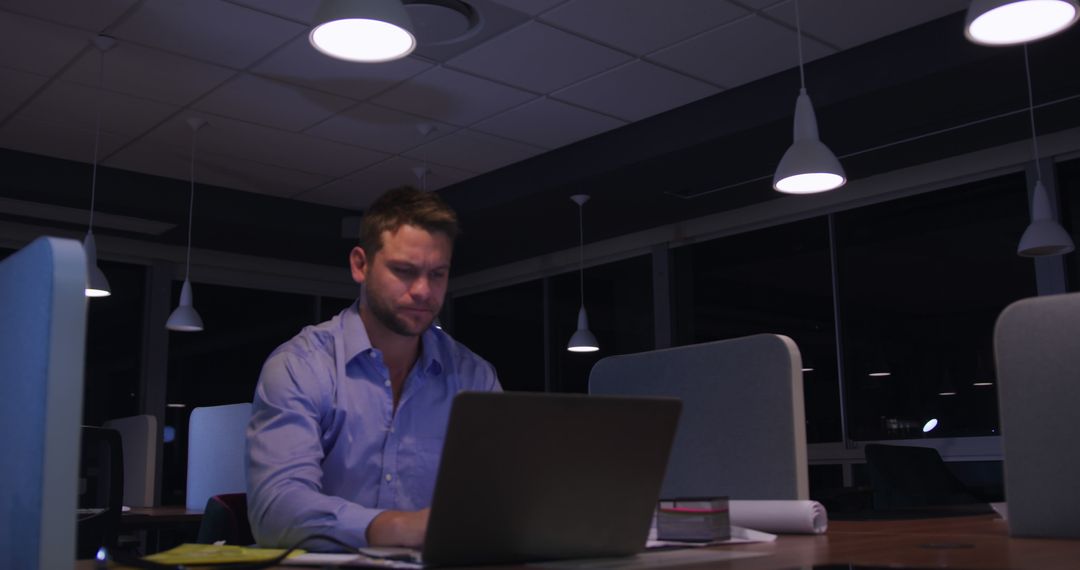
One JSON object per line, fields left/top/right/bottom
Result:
{"left": 246, "top": 187, "right": 501, "bottom": 550}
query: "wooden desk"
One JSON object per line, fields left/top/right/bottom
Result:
{"left": 82, "top": 515, "right": 1080, "bottom": 569}
{"left": 118, "top": 506, "right": 203, "bottom": 554}
{"left": 119, "top": 506, "right": 203, "bottom": 530}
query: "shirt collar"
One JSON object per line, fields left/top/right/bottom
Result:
{"left": 342, "top": 301, "right": 443, "bottom": 376}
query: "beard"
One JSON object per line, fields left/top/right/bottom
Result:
{"left": 365, "top": 286, "right": 438, "bottom": 337}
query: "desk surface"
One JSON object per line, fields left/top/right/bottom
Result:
{"left": 119, "top": 506, "right": 203, "bottom": 528}
{"left": 83, "top": 514, "right": 1080, "bottom": 569}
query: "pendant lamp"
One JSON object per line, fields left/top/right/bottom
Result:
{"left": 84, "top": 35, "right": 116, "bottom": 298}
{"left": 166, "top": 117, "right": 207, "bottom": 332}
{"left": 773, "top": 0, "right": 846, "bottom": 194}
{"left": 567, "top": 194, "right": 598, "bottom": 353}
{"left": 1017, "top": 45, "right": 1074, "bottom": 257}
{"left": 309, "top": 0, "right": 417, "bottom": 63}
{"left": 965, "top": 0, "right": 1079, "bottom": 45}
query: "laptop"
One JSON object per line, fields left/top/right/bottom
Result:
{"left": 375, "top": 391, "right": 682, "bottom": 567}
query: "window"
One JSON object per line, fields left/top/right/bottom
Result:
{"left": 161, "top": 282, "right": 317, "bottom": 505}
{"left": 835, "top": 173, "right": 1035, "bottom": 440}
{"left": 672, "top": 218, "right": 841, "bottom": 443}
{"left": 1057, "top": 157, "right": 1080, "bottom": 290}
{"left": 548, "top": 255, "right": 654, "bottom": 394}
{"left": 451, "top": 280, "right": 545, "bottom": 392}
{"left": 84, "top": 259, "right": 146, "bottom": 426}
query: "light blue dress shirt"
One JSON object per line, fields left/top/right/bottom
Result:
{"left": 246, "top": 302, "right": 501, "bottom": 549}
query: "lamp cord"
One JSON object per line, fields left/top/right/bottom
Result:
{"left": 795, "top": 0, "right": 806, "bottom": 90}
{"left": 578, "top": 201, "right": 585, "bottom": 307}
{"left": 88, "top": 46, "right": 105, "bottom": 232}
{"left": 186, "top": 125, "right": 198, "bottom": 281}
{"left": 1023, "top": 43, "right": 1043, "bottom": 181}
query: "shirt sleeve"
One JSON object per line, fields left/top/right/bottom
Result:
{"left": 246, "top": 347, "right": 383, "bottom": 550}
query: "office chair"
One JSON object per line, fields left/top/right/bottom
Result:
{"left": 196, "top": 493, "right": 254, "bottom": 546}
{"left": 863, "top": 443, "right": 981, "bottom": 510}
{"left": 186, "top": 403, "right": 251, "bottom": 510}
{"left": 77, "top": 426, "right": 125, "bottom": 559}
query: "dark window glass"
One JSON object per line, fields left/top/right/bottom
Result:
{"left": 161, "top": 283, "right": 316, "bottom": 505}
{"left": 84, "top": 259, "right": 146, "bottom": 425}
{"left": 836, "top": 173, "right": 1036, "bottom": 440}
{"left": 318, "top": 295, "right": 356, "bottom": 322}
{"left": 548, "top": 255, "right": 654, "bottom": 394}
{"left": 672, "top": 218, "right": 841, "bottom": 443}
{"left": 451, "top": 280, "right": 545, "bottom": 392}
{"left": 1057, "top": 157, "right": 1080, "bottom": 290}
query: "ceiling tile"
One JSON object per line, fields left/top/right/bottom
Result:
{"left": 403, "top": 129, "right": 542, "bottom": 173}
{"left": 541, "top": 0, "right": 748, "bottom": 55}
{"left": 0, "top": 114, "right": 129, "bottom": 165}
{"left": 0, "top": 11, "right": 92, "bottom": 76}
{"left": 19, "top": 80, "right": 179, "bottom": 138}
{"left": 306, "top": 104, "right": 456, "bottom": 154}
{"left": 110, "top": 0, "right": 306, "bottom": 69}
{"left": 553, "top": 61, "right": 718, "bottom": 122}
{"left": 484, "top": 0, "right": 565, "bottom": 16}
{"left": 253, "top": 36, "right": 432, "bottom": 100}
{"left": 142, "top": 113, "right": 388, "bottom": 178}
{"left": 1, "top": 0, "right": 138, "bottom": 31}
{"left": 0, "top": 67, "right": 48, "bottom": 119}
{"left": 765, "top": 0, "right": 969, "bottom": 50}
{"left": 447, "top": 22, "right": 630, "bottom": 93}
{"left": 472, "top": 97, "right": 626, "bottom": 149}
{"left": 226, "top": 0, "right": 319, "bottom": 24}
{"left": 61, "top": 42, "right": 234, "bottom": 106}
{"left": 298, "top": 157, "right": 475, "bottom": 211}
{"left": 649, "top": 14, "right": 834, "bottom": 89}
{"left": 372, "top": 67, "right": 534, "bottom": 126}
{"left": 194, "top": 73, "right": 354, "bottom": 132}
{"left": 107, "top": 139, "right": 331, "bottom": 199}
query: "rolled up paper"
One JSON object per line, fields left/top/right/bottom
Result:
{"left": 728, "top": 500, "right": 828, "bottom": 534}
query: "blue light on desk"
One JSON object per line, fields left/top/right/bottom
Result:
{"left": 163, "top": 426, "right": 176, "bottom": 444}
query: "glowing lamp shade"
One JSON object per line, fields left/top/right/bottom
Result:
{"left": 774, "top": 89, "right": 846, "bottom": 194}
{"left": 166, "top": 279, "right": 204, "bottom": 332}
{"left": 922, "top": 418, "right": 939, "bottom": 433}
{"left": 310, "top": 0, "right": 416, "bottom": 63}
{"left": 965, "top": 0, "right": 1079, "bottom": 45}
{"left": 83, "top": 231, "right": 111, "bottom": 297}
{"left": 567, "top": 306, "right": 599, "bottom": 353}
{"left": 1018, "top": 180, "right": 1075, "bottom": 256}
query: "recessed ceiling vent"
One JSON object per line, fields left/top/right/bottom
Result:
{"left": 404, "top": 0, "right": 482, "bottom": 45}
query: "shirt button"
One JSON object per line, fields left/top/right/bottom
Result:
{"left": 384, "top": 379, "right": 391, "bottom": 387}
{"left": 385, "top": 473, "right": 393, "bottom": 482}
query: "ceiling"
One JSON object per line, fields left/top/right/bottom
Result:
{"left": 2, "top": 0, "right": 1079, "bottom": 276}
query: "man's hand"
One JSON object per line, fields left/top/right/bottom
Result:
{"left": 366, "top": 508, "right": 431, "bottom": 547}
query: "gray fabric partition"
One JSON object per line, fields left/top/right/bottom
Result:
{"left": 589, "top": 333, "right": 808, "bottom": 501}
{"left": 1, "top": 237, "right": 87, "bottom": 569}
{"left": 994, "top": 292, "right": 1080, "bottom": 538}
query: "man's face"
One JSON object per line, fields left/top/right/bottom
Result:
{"left": 351, "top": 224, "right": 451, "bottom": 338}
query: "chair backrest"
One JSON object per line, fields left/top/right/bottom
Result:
{"left": 197, "top": 493, "right": 254, "bottom": 546}
{"left": 863, "top": 443, "right": 978, "bottom": 510}
{"left": 77, "top": 426, "right": 125, "bottom": 558}
{"left": 589, "top": 333, "right": 808, "bottom": 500}
{"left": 995, "top": 292, "right": 1080, "bottom": 538}
{"left": 187, "top": 403, "right": 252, "bottom": 510}
{"left": 0, "top": 237, "right": 87, "bottom": 570}
{"left": 103, "top": 414, "right": 158, "bottom": 507}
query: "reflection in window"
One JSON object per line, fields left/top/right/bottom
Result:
{"left": 671, "top": 218, "right": 841, "bottom": 443}
{"left": 451, "top": 280, "right": 545, "bottom": 392}
{"left": 162, "top": 282, "right": 317, "bottom": 505}
{"left": 548, "top": 255, "right": 654, "bottom": 394}
{"left": 84, "top": 259, "right": 146, "bottom": 426}
{"left": 836, "top": 173, "right": 1035, "bottom": 440}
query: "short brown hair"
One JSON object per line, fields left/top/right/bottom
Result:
{"left": 359, "top": 186, "right": 459, "bottom": 256}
